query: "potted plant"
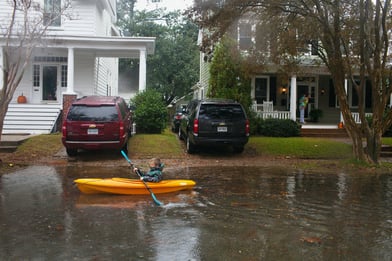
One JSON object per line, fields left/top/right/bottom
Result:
{"left": 309, "top": 109, "right": 323, "bottom": 122}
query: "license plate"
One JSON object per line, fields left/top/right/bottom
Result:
{"left": 87, "top": 128, "right": 98, "bottom": 135}
{"left": 217, "top": 126, "right": 227, "bottom": 132}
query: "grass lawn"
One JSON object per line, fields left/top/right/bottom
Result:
{"left": 129, "top": 129, "right": 184, "bottom": 158}
{"left": 6, "top": 129, "right": 392, "bottom": 164}
{"left": 248, "top": 137, "right": 352, "bottom": 159}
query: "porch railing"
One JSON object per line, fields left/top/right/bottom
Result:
{"left": 253, "top": 102, "right": 291, "bottom": 120}
{"left": 256, "top": 111, "right": 291, "bottom": 120}
{"left": 351, "top": 112, "right": 373, "bottom": 123}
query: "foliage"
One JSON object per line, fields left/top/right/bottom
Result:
{"left": 247, "top": 110, "right": 262, "bottom": 135}
{"left": 130, "top": 90, "right": 167, "bottom": 133}
{"left": 208, "top": 36, "right": 252, "bottom": 116}
{"left": 117, "top": 5, "right": 199, "bottom": 105}
{"left": 256, "top": 119, "right": 301, "bottom": 137}
{"left": 189, "top": 0, "right": 392, "bottom": 164}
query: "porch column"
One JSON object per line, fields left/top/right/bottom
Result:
{"left": 139, "top": 48, "right": 146, "bottom": 92}
{"left": 340, "top": 78, "right": 347, "bottom": 123}
{"left": 0, "top": 47, "right": 3, "bottom": 90}
{"left": 290, "top": 75, "right": 297, "bottom": 121}
{"left": 66, "top": 47, "right": 75, "bottom": 94}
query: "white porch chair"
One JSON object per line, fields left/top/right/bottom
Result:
{"left": 262, "top": 101, "right": 274, "bottom": 112}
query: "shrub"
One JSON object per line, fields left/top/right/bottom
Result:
{"left": 259, "top": 119, "right": 301, "bottom": 137}
{"left": 248, "top": 111, "right": 263, "bottom": 135}
{"left": 130, "top": 90, "right": 167, "bottom": 134}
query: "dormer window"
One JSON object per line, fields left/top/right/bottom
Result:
{"left": 43, "top": 0, "right": 61, "bottom": 27}
{"left": 239, "top": 23, "right": 252, "bottom": 50}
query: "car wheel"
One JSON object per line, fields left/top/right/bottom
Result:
{"left": 186, "top": 136, "right": 196, "bottom": 154}
{"left": 66, "top": 148, "right": 77, "bottom": 157}
{"left": 178, "top": 127, "right": 183, "bottom": 140}
{"left": 233, "top": 146, "right": 244, "bottom": 153}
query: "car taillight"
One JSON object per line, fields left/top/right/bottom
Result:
{"left": 119, "top": 121, "right": 125, "bottom": 137}
{"left": 193, "top": 119, "right": 199, "bottom": 135}
{"left": 245, "top": 119, "right": 250, "bottom": 136}
{"left": 62, "top": 124, "right": 67, "bottom": 137}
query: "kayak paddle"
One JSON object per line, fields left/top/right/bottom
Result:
{"left": 121, "top": 150, "right": 163, "bottom": 206}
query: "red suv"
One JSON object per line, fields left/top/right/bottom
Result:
{"left": 62, "top": 96, "right": 132, "bottom": 156}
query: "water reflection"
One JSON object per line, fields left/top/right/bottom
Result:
{"left": 0, "top": 165, "right": 391, "bottom": 260}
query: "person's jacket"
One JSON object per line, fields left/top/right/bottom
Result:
{"left": 141, "top": 163, "right": 164, "bottom": 182}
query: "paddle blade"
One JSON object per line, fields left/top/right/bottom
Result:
{"left": 151, "top": 193, "right": 163, "bottom": 206}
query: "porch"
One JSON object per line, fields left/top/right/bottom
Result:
{"left": 253, "top": 101, "right": 372, "bottom": 125}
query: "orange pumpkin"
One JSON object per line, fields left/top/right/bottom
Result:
{"left": 17, "top": 94, "right": 27, "bottom": 103}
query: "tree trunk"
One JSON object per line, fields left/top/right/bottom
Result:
{"left": 0, "top": 99, "right": 10, "bottom": 142}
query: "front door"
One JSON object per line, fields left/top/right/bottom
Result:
{"left": 42, "top": 66, "right": 58, "bottom": 101}
{"left": 297, "top": 80, "right": 317, "bottom": 119}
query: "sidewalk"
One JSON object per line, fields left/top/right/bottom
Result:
{"left": 0, "top": 134, "right": 36, "bottom": 152}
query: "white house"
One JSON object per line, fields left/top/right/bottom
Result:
{"left": 0, "top": 0, "right": 155, "bottom": 134}
{"left": 194, "top": 15, "right": 376, "bottom": 126}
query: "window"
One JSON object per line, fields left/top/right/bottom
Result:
{"left": 199, "top": 104, "right": 246, "bottom": 120}
{"left": 61, "top": 65, "right": 67, "bottom": 87}
{"left": 33, "top": 65, "right": 40, "bottom": 87}
{"left": 308, "top": 39, "right": 319, "bottom": 55}
{"left": 239, "top": 23, "right": 252, "bottom": 50}
{"left": 255, "top": 77, "right": 268, "bottom": 104}
{"left": 44, "top": 0, "right": 61, "bottom": 27}
{"left": 67, "top": 105, "right": 118, "bottom": 122}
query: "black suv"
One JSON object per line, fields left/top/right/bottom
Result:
{"left": 62, "top": 96, "right": 132, "bottom": 156}
{"left": 178, "top": 99, "right": 249, "bottom": 153}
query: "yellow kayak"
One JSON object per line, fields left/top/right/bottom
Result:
{"left": 74, "top": 177, "right": 196, "bottom": 195}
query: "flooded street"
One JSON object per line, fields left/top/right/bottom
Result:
{"left": 1, "top": 165, "right": 392, "bottom": 260}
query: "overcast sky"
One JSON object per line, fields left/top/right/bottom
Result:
{"left": 135, "top": 0, "right": 193, "bottom": 11}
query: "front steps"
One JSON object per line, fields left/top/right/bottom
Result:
{"left": 300, "top": 127, "right": 348, "bottom": 138}
{"left": 3, "top": 103, "right": 62, "bottom": 135}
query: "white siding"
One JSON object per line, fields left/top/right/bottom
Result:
{"left": 74, "top": 52, "right": 95, "bottom": 96}
{"left": 198, "top": 52, "right": 210, "bottom": 99}
{"left": 0, "top": 0, "right": 117, "bottom": 37}
{"left": 0, "top": 1, "right": 44, "bottom": 35}
{"left": 94, "top": 57, "right": 118, "bottom": 96}
{"left": 60, "top": 0, "right": 98, "bottom": 36}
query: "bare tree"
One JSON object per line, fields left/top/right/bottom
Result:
{"left": 0, "top": 0, "right": 70, "bottom": 141}
{"left": 190, "top": 0, "right": 392, "bottom": 164}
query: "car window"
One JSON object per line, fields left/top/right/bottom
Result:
{"left": 67, "top": 105, "right": 119, "bottom": 121}
{"left": 118, "top": 100, "right": 128, "bottom": 119}
{"left": 199, "top": 104, "right": 245, "bottom": 120}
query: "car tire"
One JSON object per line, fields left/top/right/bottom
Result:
{"left": 66, "top": 148, "right": 77, "bottom": 157}
{"left": 186, "top": 136, "right": 196, "bottom": 154}
{"left": 178, "top": 128, "right": 183, "bottom": 140}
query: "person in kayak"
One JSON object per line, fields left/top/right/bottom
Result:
{"left": 133, "top": 158, "right": 164, "bottom": 182}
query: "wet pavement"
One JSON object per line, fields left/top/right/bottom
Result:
{"left": 0, "top": 165, "right": 392, "bottom": 260}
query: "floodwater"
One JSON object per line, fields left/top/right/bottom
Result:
{"left": 0, "top": 165, "right": 392, "bottom": 260}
